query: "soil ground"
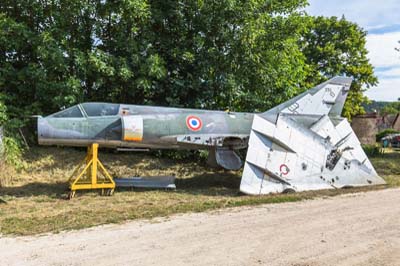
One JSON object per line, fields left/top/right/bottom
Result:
{"left": 1, "top": 188, "right": 400, "bottom": 266}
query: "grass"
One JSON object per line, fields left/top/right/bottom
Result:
{"left": 0, "top": 146, "right": 398, "bottom": 236}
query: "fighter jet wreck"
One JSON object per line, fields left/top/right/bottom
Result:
{"left": 37, "top": 76, "right": 385, "bottom": 195}
{"left": 240, "top": 77, "right": 385, "bottom": 194}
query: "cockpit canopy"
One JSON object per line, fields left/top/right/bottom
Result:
{"left": 51, "top": 105, "right": 83, "bottom": 118}
{"left": 82, "top": 103, "right": 120, "bottom": 116}
{"left": 50, "top": 103, "right": 120, "bottom": 118}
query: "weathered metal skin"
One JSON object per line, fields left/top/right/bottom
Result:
{"left": 240, "top": 77, "right": 386, "bottom": 194}
{"left": 38, "top": 104, "right": 253, "bottom": 169}
{"left": 38, "top": 106, "right": 253, "bottom": 147}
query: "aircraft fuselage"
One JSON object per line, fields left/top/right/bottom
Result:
{"left": 38, "top": 103, "right": 254, "bottom": 150}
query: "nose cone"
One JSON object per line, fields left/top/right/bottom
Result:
{"left": 36, "top": 116, "right": 89, "bottom": 146}
{"left": 37, "top": 117, "right": 50, "bottom": 145}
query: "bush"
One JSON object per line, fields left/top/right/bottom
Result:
{"left": 0, "top": 133, "right": 24, "bottom": 187}
{"left": 362, "top": 144, "right": 381, "bottom": 157}
{"left": 0, "top": 105, "right": 28, "bottom": 171}
{"left": 376, "top": 129, "right": 400, "bottom": 142}
{"left": 3, "top": 136, "right": 25, "bottom": 171}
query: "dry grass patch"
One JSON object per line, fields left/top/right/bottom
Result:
{"left": 0, "top": 147, "right": 398, "bottom": 235}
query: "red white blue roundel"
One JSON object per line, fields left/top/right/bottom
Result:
{"left": 186, "top": 115, "right": 203, "bottom": 131}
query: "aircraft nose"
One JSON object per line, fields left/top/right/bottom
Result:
{"left": 37, "top": 117, "right": 50, "bottom": 144}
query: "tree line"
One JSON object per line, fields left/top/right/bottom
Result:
{"left": 0, "top": 0, "right": 377, "bottom": 132}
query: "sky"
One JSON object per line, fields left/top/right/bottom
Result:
{"left": 305, "top": 0, "right": 400, "bottom": 102}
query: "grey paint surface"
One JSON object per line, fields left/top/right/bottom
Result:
{"left": 38, "top": 104, "right": 253, "bottom": 150}
{"left": 38, "top": 102, "right": 253, "bottom": 170}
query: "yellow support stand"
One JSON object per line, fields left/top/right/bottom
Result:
{"left": 67, "top": 143, "right": 115, "bottom": 199}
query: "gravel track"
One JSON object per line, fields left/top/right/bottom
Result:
{"left": 1, "top": 188, "right": 400, "bottom": 266}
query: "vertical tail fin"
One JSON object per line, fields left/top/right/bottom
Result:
{"left": 261, "top": 77, "right": 353, "bottom": 123}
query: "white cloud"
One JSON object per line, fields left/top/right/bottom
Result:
{"left": 365, "top": 78, "right": 400, "bottom": 101}
{"left": 366, "top": 32, "right": 400, "bottom": 68}
{"left": 306, "top": 0, "right": 400, "bottom": 30}
{"left": 306, "top": 0, "right": 400, "bottom": 101}
{"left": 377, "top": 67, "right": 400, "bottom": 78}
{"left": 366, "top": 32, "right": 400, "bottom": 101}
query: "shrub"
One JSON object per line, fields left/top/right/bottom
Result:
{"left": 362, "top": 144, "right": 381, "bottom": 157}
{"left": 3, "top": 136, "right": 25, "bottom": 171}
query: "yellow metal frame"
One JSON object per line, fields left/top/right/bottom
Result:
{"left": 68, "top": 143, "right": 115, "bottom": 195}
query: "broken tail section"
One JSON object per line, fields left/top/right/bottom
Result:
{"left": 240, "top": 77, "right": 385, "bottom": 195}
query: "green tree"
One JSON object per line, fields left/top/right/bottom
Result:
{"left": 0, "top": 0, "right": 377, "bottom": 122}
{"left": 381, "top": 102, "right": 400, "bottom": 115}
{"left": 140, "top": 0, "right": 310, "bottom": 111}
{"left": 300, "top": 16, "right": 377, "bottom": 119}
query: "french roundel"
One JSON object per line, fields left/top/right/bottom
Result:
{"left": 280, "top": 164, "right": 290, "bottom": 175}
{"left": 186, "top": 115, "right": 203, "bottom": 131}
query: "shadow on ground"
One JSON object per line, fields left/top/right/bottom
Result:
{"left": 0, "top": 182, "right": 68, "bottom": 198}
{"left": 0, "top": 171, "right": 242, "bottom": 198}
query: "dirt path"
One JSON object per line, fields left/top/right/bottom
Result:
{"left": 1, "top": 188, "right": 400, "bottom": 266}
